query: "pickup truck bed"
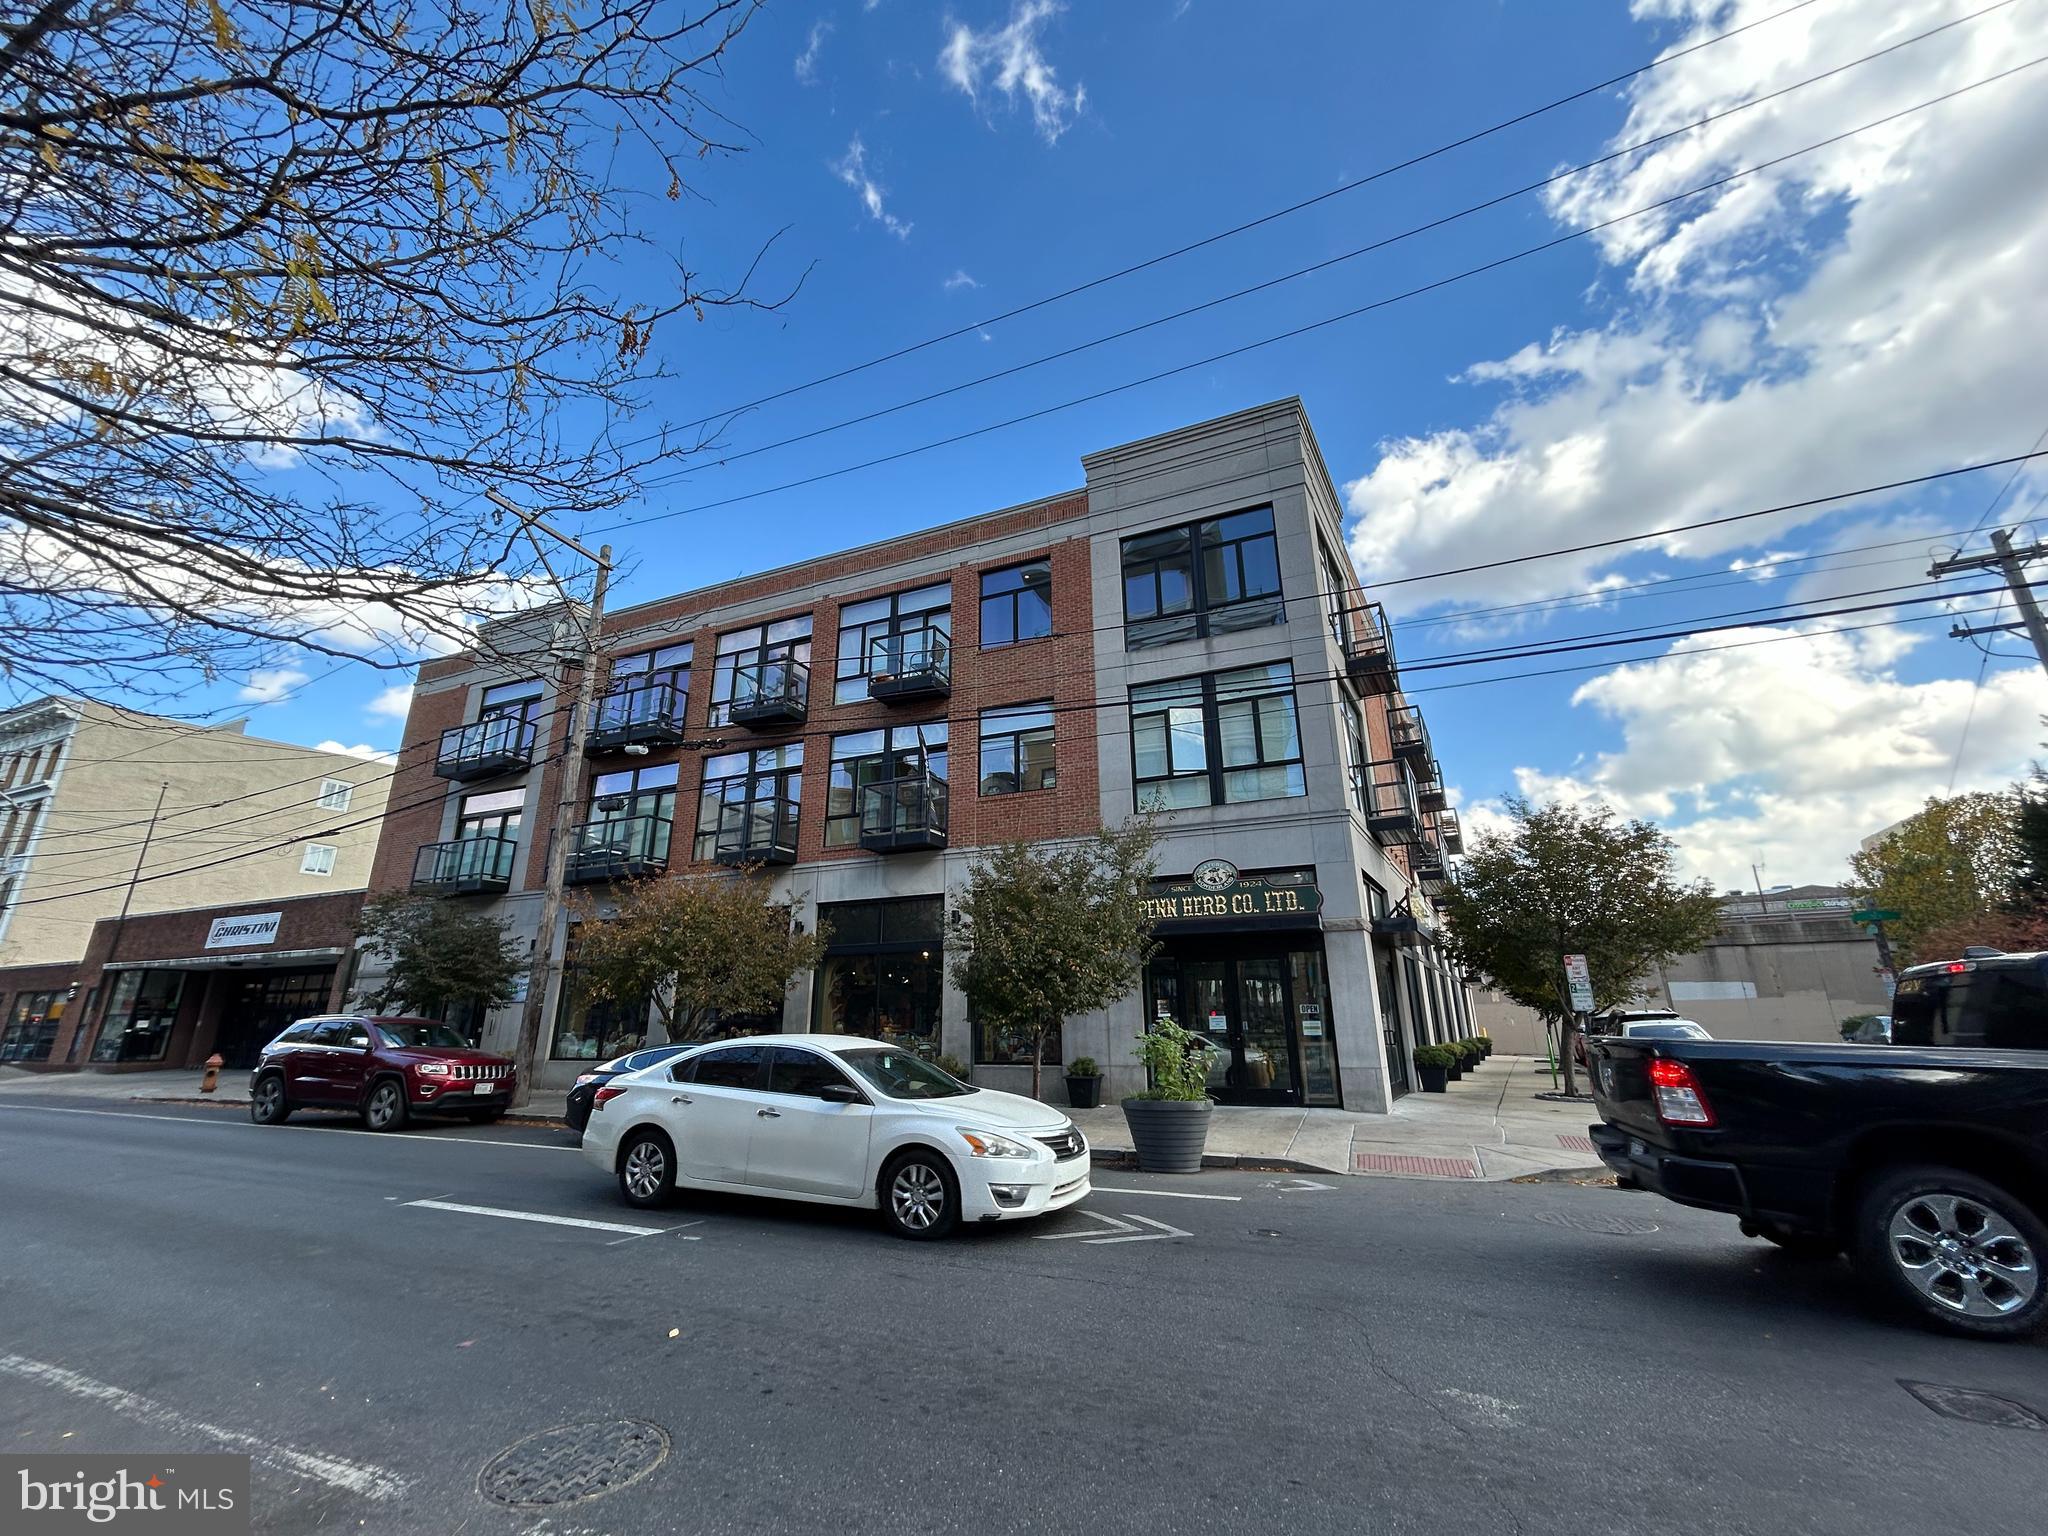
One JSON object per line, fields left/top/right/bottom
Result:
{"left": 1588, "top": 1036, "right": 2048, "bottom": 1339}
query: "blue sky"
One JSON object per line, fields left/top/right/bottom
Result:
{"left": 231, "top": 0, "right": 2048, "bottom": 888}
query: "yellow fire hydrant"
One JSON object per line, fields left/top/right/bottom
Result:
{"left": 200, "top": 1053, "right": 224, "bottom": 1094}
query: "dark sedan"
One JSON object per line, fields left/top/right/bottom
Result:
{"left": 564, "top": 1044, "right": 692, "bottom": 1135}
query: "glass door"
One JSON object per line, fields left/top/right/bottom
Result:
{"left": 1184, "top": 959, "right": 1233, "bottom": 1098}
{"left": 1236, "top": 957, "right": 1293, "bottom": 1099}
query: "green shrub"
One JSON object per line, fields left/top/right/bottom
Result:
{"left": 1131, "top": 1016, "right": 1214, "bottom": 1101}
{"left": 1414, "top": 1044, "right": 1455, "bottom": 1070}
{"left": 1067, "top": 1056, "right": 1101, "bottom": 1078}
{"left": 935, "top": 1054, "right": 971, "bottom": 1080}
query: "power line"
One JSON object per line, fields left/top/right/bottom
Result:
{"left": 660, "top": 3, "right": 2013, "bottom": 480}
{"left": 596, "top": 55, "right": 2048, "bottom": 531}
{"left": 636, "top": 0, "right": 1833, "bottom": 444}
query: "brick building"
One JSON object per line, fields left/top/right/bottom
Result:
{"left": 362, "top": 399, "right": 1474, "bottom": 1110}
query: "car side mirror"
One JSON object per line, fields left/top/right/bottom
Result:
{"left": 818, "top": 1083, "right": 864, "bottom": 1104}
{"left": 345, "top": 1035, "right": 371, "bottom": 1050}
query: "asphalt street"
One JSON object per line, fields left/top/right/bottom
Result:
{"left": 0, "top": 1092, "right": 2041, "bottom": 1536}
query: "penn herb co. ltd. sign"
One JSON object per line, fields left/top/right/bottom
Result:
{"left": 1141, "top": 860, "right": 1324, "bottom": 929}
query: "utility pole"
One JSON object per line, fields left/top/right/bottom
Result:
{"left": 488, "top": 490, "right": 613, "bottom": 1107}
{"left": 80, "top": 780, "right": 167, "bottom": 1063}
{"left": 1930, "top": 528, "right": 2048, "bottom": 675}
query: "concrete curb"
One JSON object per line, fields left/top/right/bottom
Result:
{"left": 1087, "top": 1146, "right": 1343, "bottom": 1176}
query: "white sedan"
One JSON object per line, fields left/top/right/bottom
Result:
{"left": 579, "top": 1034, "right": 1092, "bottom": 1239}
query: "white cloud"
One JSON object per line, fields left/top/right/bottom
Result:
{"left": 794, "top": 20, "right": 831, "bottom": 84}
{"left": 939, "top": 1, "right": 1086, "bottom": 144}
{"left": 1343, "top": 0, "right": 2048, "bottom": 614}
{"left": 944, "top": 268, "right": 981, "bottom": 291}
{"left": 315, "top": 740, "right": 397, "bottom": 764}
{"left": 832, "top": 137, "right": 912, "bottom": 240}
{"left": 238, "top": 667, "right": 310, "bottom": 705}
{"left": 364, "top": 683, "right": 414, "bottom": 722}
{"left": 1470, "top": 621, "right": 2048, "bottom": 887}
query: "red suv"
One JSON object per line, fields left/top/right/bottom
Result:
{"left": 248, "top": 1015, "right": 518, "bottom": 1131}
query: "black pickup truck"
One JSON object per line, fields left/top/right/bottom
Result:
{"left": 1588, "top": 953, "right": 2048, "bottom": 1339}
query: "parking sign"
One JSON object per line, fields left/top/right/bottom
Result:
{"left": 1563, "top": 954, "right": 1594, "bottom": 1012}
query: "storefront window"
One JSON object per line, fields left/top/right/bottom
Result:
{"left": 553, "top": 968, "right": 649, "bottom": 1060}
{"left": 0, "top": 990, "right": 65, "bottom": 1062}
{"left": 814, "top": 898, "right": 944, "bottom": 1057}
{"left": 975, "top": 1013, "right": 1061, "bottom": 1067}
{"left": 90, "top": 970, "right": 185, "bottom": 1063}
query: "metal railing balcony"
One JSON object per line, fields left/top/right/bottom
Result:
{"left": 1411, "top": 827, "right": 1448, "bottom": 887}
{"left": 1388, "top": 700, "right": 1433, "bottom": 767}
{"left": 589, "top": 680, "right": 689, "bottom": 754}
{"left": 1416, "top": 761, "right": 1448, "bottom": 813}
{"left": 857, "top": 773, "right": 949, "bottom": 854}
{"left": 866, "top": 626, "right": 952, "bottom": 703}
{"left": 1362, "top": 760, "right": 1421, "bottom": 841}
{"left": 411, "top": 836, "right": 517, "bottom": 896}
{"left": 1436, "top": 807, "right": 1464, "bottom": 855}
{"left": 711, "top": 796, "right": 800, "bottom": 867}
{"left": 564, "top": 814, "right": 672, "bottom": 885}
{"left": 1340, "top": 600, "right": 1398, "bottom": 697}
{"left": 434, "top": 715, "right": 536, "bottom": 781}
{"left": 727, "top": 657, "right": 809, "bottom": 727}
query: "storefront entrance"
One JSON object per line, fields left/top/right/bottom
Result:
{"left": 1144, "top": 941, "right": 1338, "bottom": 1107}
{"left": 212, "top": 967, "right": 337, "bottom": 1069}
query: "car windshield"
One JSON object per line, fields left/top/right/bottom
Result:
{"left": 838, "top": 1048, "right": 974, "bottom": 1100}
{"left": 374, "top": 1021, "right": 471, "bottom": 1050}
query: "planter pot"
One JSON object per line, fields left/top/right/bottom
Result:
{"left": 1065, "top": 1073, "right": 1104, "bottom": 1110}
{"left": 1417, "top": 1065, "right": 1449, "bottom": 1093}
{"left": 1121, "top": 1097, "right": 1213, "bottom": 1173}
{"left": 1445, "top": 1063, "right": 1463, "bottom": 1081}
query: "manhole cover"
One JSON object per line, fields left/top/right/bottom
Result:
{"left": 1899, "top": 1381, "right": 2048, "bottom": 1431}
{"left": 478, "top": 1419, "right": 671, "bottom": 1507}
{"left": 1529, "top": 1209, "right": 1659, "bottom": 1236}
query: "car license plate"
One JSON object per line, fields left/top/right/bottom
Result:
{"left": 474, "top": 1081, "right": 494, "bottom": 1094}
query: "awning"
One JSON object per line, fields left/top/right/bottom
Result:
{"left": 102, "top": 947, "right": 346, "bottom": 974}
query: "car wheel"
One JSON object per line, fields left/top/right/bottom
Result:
{"left": 249, "top": 1073, "right": 290, "bottom": 1126}
{"left": 618, "top": 1130, "right": 675, "bottom": 1209}
{"left": 362, "top": 1079, "right": 409, "bottom": 1133}
{"left": 881, "top": 1150, "right": 960, "bottom": 1240}
{"left": 1853, "top": 1164, "right": 2047, "bottom": 1339}
{"left": 1758, "top": 1224, "right": 1841, "bottom": 1261}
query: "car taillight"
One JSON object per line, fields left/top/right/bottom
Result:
{"left": 592, "top": 1085, "right": 630, "bottom": 1111}
{"left": 1648, "top": 1057, "right": 1715, "bottom": 1127}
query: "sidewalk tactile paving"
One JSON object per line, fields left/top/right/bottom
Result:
{"left": 1352, "top": 1152, "right": 1479, "bottom": 1179}
{"left": 1556, "top": 1134, "right": 1596, "bottom": 1154}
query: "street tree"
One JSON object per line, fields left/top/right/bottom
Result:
{"left": 353, "top": 892, "right": 523, "bottom": 1019}
{"left": 1847, "top": 789, "right": 2024, "bottom": 965}
{"left": 1438, "top": 797, "right": 1720, "bottom": 1095}
{"left": 0, "top": 0, "right": 785, "bottom": 706}
{"left": 947, "top": 823, "right": 1159, "bottom": 1099}
{"left": 566, "top": 873, "right": 824, "bottom": 1044}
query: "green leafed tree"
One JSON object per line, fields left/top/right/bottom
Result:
{"left": 947, "top": 823, "right": 1159, "bottom": 1099}
{"left": 566, "top": 873, "right": 825, "bottom": 1044}
{"left": 354, "top": 892, "right": 524, "bottom": 1018}
{"left": 1847, "top": 789, "right": 2024, "bottom": 966}
{"left": 1438, "top": 797, "right": 1721, "bottom": 1095}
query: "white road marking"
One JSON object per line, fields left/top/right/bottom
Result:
{"left": 1089, "top": 1185, "right": 1242, "bottom": 1201}
{"left": 1036, "top": 1211, "right": 1140, "bottom": 1240}
{"left": 1034, "top": 1210, "right": 1192, "bottom": 1244}
{"left": 0, "top": 1101, "right": 572, "bottom": 1152}
{"left": 1261, "top": 1178, "right": 1337, "bottom": 1192}
{"left": 606, "top": 1219, "right": 706, "bottom": 1247}
{"left": 404, "top": 1197, "right": 670, "bottom": 1237}
{"left": 0, "top": 1353, "right": 408, "bottom": 1501}
{"left": 1083, "top": 1212, "right": 1193, "bottom": 1244}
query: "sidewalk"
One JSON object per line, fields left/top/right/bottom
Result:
{"left": 1068, "top": 1055, "right": 1603, "bottom": 1180}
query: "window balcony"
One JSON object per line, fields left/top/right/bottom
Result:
{"left": 1388, "top": 701, "right": 1432, "bottom": 767}
{"left": 411, "top": 836, "right": 517, "bottom": 896}
{"left": 1363, "top": 760, "right": 1421, "bottom": 841}
{"left": 434, "top": 716, "right": 536, "bottom": 781}
{"left": 565, "top": 814, "right": 672, "bottom": 885}
{"left": 728, "top": 657, "right": 809, "bottom": 728}
{"left": 1416, "top": 761, "right": 1448, "bottom": 813}
{"left": 588, "top": 680, "right": 688, "bottom": 755}
{"left": 857, "top": 774, "right": 949, "bottom": 854}
{"left": 1411, "top": 829, "right": 1448, "bottom": 888}
{"left": 1341, "top": 601, "right": 1398, "bottom": 697}
{"left": 1435, "top": 808, "right": 1464, "bottom": 855}
{"left": 711, "top": 797, "right": 799, "bottom": 867}
{"left": 867, "top": 626, "right": 952, "bottom": 704}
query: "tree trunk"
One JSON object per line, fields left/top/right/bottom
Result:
{"left": 1031, "top": 1026, "right": 1044, "bottom": 1101}
{"left": 1559, "top": 1013, "right": 1580, "bottom": 1096}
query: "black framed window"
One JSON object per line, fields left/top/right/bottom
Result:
{"left": 826, "top": 722, "right": 947, "bottom": 849}
{"left": 607, "top": 641, "right": 692, "bottom": 699}
{"left": 694, "top": 743, "right": 803, "bottom": 859}
{"left": 978, "top": 702, "right": 1055, "bottom": 796}
{"left": 589, "top": 761, "right": 677, "bottom": 824}
{"left": 980, "top": 559, "right": 1052, "bottom": 647}
{"left": 814, "top": 898, "right": 945, "bottom": 1057}
{"left": 457, "top": 786, "right": 523, "bottom": 842}
{"left": 555, "top": 931, "right": 650, "bottom": 1060}
{"left": 835, "top": 583, "right": 951, "bottom": 704}
{"left": 1322, "top": 542, "right": 1354, "bottom": 648}
{"left": 976, "top": 1013, "right": 1062, "bottom": 1067}
{"left": 708, "top": 615, "right": 811, "bottom": 726}
{"left": 90, "top": 970, "right": 185, "bottom": 1063}
{"left": 479, "top": 677, "right": 543, "bottom": 725}
{"left": 1120, "top": 507, "right": 1282, "bottom": 649}
{"left": 1340, "top": 694, "right": 1370, "bottom": 814}
{"left": 1130, "top": 661, "right": 1304, "bottom": 811}
{"left": 0, "top": 989, "right": 65, "bottom": 1062}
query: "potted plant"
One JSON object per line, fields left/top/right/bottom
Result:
{"left": 1458, "top": 1039, "right": 1481, "bottom": 1071}
{"left": 1065, "top": 1055, "right": 1104, "bottom": 1110}
{"left": 1443, "top": 1043, "right": 1464, "bottom": 1081}
{"left": 1122, "top": 1016, "right": 1214, "bottom": 1173}
{"left": 936, "top": 1053, "right": 972, "bottom": 1083}
{"left": 1414, "top": 1044, "right": 1453, "bottom": 1093}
